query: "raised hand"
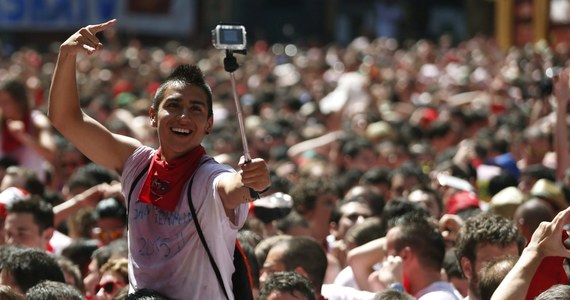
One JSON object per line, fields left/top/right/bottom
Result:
{"left": 60, "top": 19, "right": 117, "bottom": 56}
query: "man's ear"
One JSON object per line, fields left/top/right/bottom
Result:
{"left": 205, "top": 116, "right": 213, "bottom": 134}
{"left": 460, "top": 256, "right": 472, "bottom": 280}
{"left": 42, "top": 227, "right": 54, "bottom": 248}
{"left": 400, "top": 246, "right": 412, "bottom": 261}
{"left": 149, "top": 107, "right": 157, "bottom": 127}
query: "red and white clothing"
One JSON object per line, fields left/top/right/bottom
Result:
{"left": 122, "top": 146, "right": 248, "bottom": 300}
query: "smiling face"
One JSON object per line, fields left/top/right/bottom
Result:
{"left": 149, "top": 83, "right": 213, "bottom": 161}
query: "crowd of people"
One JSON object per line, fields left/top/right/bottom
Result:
{"left": 0, "top": 17, "right": 569, "bottom": 300}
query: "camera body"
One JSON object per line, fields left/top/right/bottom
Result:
{"left": 212, "top": 24, "right": 247, "bottom": 51}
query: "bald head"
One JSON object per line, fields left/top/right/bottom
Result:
{"left": 514, "top": 198, "right": 554, "bottom": 241}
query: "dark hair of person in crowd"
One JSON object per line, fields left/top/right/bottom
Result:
{"left": 275, "top": 210, "right": 310, "bottom": 235}
{"left": 57, "top": 256, "right": 85, "bottom": 294}
{"left": 0, "top": 285, "right": 25, "bottom": 300}
{"left": 289, "top": 177, "right": 340, "bottom": 214}
{"left": 379, "top": 199, "right": 431, "bottom": 236}
{"left": 535, "top": 284, "right": 570, "bottom": 300}
{"left": 25, "top": 280, "right": 83, "bottom": 300}
{"left": 455, "top": 212, "right": 525, "bottom": 264}
{"left": 64, "top": 162, "right": 118, "bottom": 196}
{"left": 391, "top": 215, "right": 446, "bottom": 272}
{"left": 2, "top": 247, "right": 65, "bottom": 293}
{"left": 274, "top": 236, "right": 328, "bottom": 293}
{"left": 258, "top": 271, "right": 316, "bottom": 300}
{"left": 152, "top": 64, "right": 213, "bottom": 117}
{"left": 124, "top": 288, "right": 172, "bottom": 300}
{"left": 61, "top": 239, "right": 100, "bottom": 278}
{"left": 255, "top": 235, "right": 294, "bottom": 269}
{"left": 478, "top": 255, "right": 518, "bottom": 300}
{"left": 8, "top": 195, "right": 54, "bottom": 231}
{"left": 488, "top": 171, "right": 519, "bottom": 197}
{"left": 344, "top": 217, "right": 384, "bottom": 248}
{"left": 373, "top": 289, "right": 416, "bottom": 300}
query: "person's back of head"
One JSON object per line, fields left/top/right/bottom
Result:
{"left": 513, "top": 198, "right": 554, "bottom": 242}
{"left": 344, "top": 217, "right": 383, "bottom": 249}
{"left": 390, "top": 215, "right": 446, "bottom": 272}
{"left": 277, "top": 236, "right": 328, "bottom": 293}
{"left": 478, "top": 255, "right": 518, "bottom": 300}
{"left": 57, "top": 256, "right": 85, "bottom": 294}
{"left": 258, "top": 271, "right": 316, "bottom": 300}
{"left": 380, "top": 199, "right": 431, "bottom": 237}
{"left": 2, "top": 247, "right": 65, "bottom": 293}
{"left": 25, "top": 280, "right": 83, "bottom": 300}
{"left": 254, "top": 235, "right": 293, "bottom": 268}
{"left": 61, "top": 239, "right": 100, "bottom": 278}
{"left": 488, "top": 171, "right": 518, "bottom": 197}
{"left": 373, "top": 289, "right": 415, "bottom": 300}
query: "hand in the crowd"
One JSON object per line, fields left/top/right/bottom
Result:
{"left": 239, "top": 157, "right": 271, "bottom": 193}
{"left": 439, "top": 213, "right": 464, "bottom": 247}
{"left": 527, "top": 206, "right": 570, "bottom": 259}
{"left": 60, "top": 19, "right": 117, "bottom": 56}
{"left": 76, "top": 182, "right": 121, "bottom": 208}
{"left": 376, "top": 255, "right": 404, "bottom": 288}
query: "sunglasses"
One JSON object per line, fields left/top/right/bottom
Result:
{"left": 92, "top": 227, "right": 124, "bottom": 242}
{"left": 95, "top": 281, "right": 126, "bottom": 294}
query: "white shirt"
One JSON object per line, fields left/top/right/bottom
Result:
{"left": 416, "top": 281, "right": 463, "bottom": 300}
{"left": 122, "top": 146, "right": 248, "bottom": 300}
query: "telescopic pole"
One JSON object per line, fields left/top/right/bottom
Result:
{"left": 223, "top": 49, "right": 259, "bottom": 198}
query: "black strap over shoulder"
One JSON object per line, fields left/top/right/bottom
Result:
{"left": 127, "top": 158, "right": 253, "bottom": 300}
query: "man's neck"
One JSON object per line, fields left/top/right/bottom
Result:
{"left": 408, "top": 270, "right": 443, "bottom": 296}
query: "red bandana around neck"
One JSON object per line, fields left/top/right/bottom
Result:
{"left": 138, "top": 146, "right": 206, "bottom": 211}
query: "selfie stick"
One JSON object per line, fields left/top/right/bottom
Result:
{"left": 224, "top": 49, "right": 260, "bottom": 198}
{"left": 224, "top": 49, "right": 251, "bottom": 162}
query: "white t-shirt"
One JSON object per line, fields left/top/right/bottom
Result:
{"left": 416, "top": 281, "right": 463, "bottom": 300}
{"left": 321, "top": 284, "right": 376, "bottom": 300}
{"left": 122, "top": 146, "right": 248, "bottom": 300}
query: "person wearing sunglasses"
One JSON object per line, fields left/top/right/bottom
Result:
{"left": 94, "top": 257, "right": 128, "bottom": 300}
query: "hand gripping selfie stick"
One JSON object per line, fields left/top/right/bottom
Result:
{"left": 212, "top": 23, "right": 260, "bottom": 198}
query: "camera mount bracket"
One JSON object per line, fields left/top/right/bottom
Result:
{"left": 223, "top": 49, "right": 247, "bottom": 73}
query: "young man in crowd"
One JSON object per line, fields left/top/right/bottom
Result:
{"left": 48, "top": 19, "right": 270, "bottom": 300}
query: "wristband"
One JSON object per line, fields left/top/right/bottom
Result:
{"left": 389, "top": 282, "right": 405, "bottom": 292}
{"left": 256, "top": 185, "right": 271, "bottom": 194}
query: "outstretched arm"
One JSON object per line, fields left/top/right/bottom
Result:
{"left": 218, "top": 157, "right": 271, "bottom": 221}
{"left": 491, "top": 207, "right": 570, "bottom": 300}
{"left": 48, "top": 19, "right": 140, "bottom": 174}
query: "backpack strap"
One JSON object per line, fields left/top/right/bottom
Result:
{"left": 186, "top": 175, "right": 231, "bottom": 300}
{"left": 127, "top": 163, "right": 151, "bottom": 229}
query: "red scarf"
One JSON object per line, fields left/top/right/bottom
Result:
{"left": 138, "top": 146, "right": 205, "bottom": 211}
{"left": 1, "top": 115, "right": 30, "bottom": 153}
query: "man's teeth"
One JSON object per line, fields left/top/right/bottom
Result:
{"left": 172, "top": 128, "right": 190, "bottom": 134}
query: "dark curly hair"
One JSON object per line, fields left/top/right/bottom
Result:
{"left": 455, "top": 212, "right": 525, "bottom": 263}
